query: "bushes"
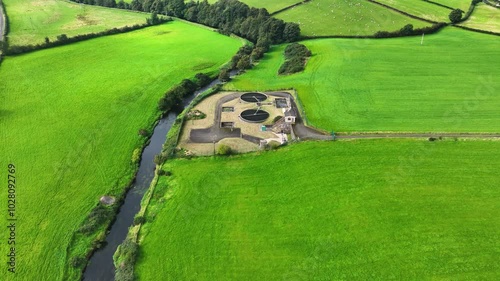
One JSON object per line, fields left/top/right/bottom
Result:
{"left": 278, "top": 43, "right": 311, "bottom": 75}
{"left": 217, "top": 144, "right": 232, "bottom": 155}
{"left": 131, "top": 148, "right": 142, "bottom": 164}
{"left": 157, "top": 79, "right": 197, "bottom": 112}
{"left": 79, "top": 204, "right": 114, "bottom": 235}
{"left": 284, "top": 43, "right": 311, "bottom": 59}
{"left": 114, "top": 238, "right": 139, "bottom": 281}
{"left": 374, "top": 22, "right": 447, "bottom": 38}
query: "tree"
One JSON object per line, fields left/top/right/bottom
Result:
{"left": 218, "top": 69, "right": 230, "bottom": 82}
{"left": 283, "top": 22, "right": 300, "bottom": 42}
{"left": 195, "top": 73, "right": 211, "bottom": 87}
{"left": 236, "top": 55, "right": 251, "bottom": 70}
{"left": 169, "top": 0, "right": 186, "bottom": 17}
{"left": 449, "top": 9, "right": 464, "bottom": 23}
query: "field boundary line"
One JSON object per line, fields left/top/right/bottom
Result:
{"left": 422, "top": 0, "right": 454, "bottom": 10}
{"left": 366, "top": 0, "right": 440, "bottom": 24}
{"left": 270, "top": 0, "right": 311, "bottom": 16}
{"left": 484, "top": 0, "right": 500, "bottom": 9}
{"left": 453, "top": 24, "right": 500, "bottom": 35}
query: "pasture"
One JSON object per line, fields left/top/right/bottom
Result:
{"left": 136, "top": 139, "right": 500, "bottom": 280}
{"left": 274, "top": 0, "right": 430, "bottom": 36}
{"left": 0, "top": 21, "right": 241, "bottom": 281}
{"left": 375, "top": 0, "right": 451, "bottom": 22}
{"left": 432, "top": 0, "right": 471, "bottom": 10}
{"left": 226, "top": 27, "right": 500, "bottom": 133}
{"left": 461, "top": 3, "right": 500, "bottom": 33}
{"left": 3, "top": 0, "right": 149, "bottom": 46}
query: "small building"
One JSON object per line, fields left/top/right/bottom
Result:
{"left": 284, "top": 109, "right": 296, "bottom": 124}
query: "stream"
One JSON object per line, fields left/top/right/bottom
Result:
{"left": 82, "top": 76, "right": 227, "bottom": 280}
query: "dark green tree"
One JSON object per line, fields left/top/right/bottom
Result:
{"left": 218, "top": 69, "right": 230, "bottom": 82}
{"left": 236, "top": 55, "right": 251, "bottom": 70}
{"left": 449, "top": 9, "right": 464, "bottom": 23}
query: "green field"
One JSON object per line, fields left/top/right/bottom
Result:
{"left": 3, "top": 0, "right": 150, "bottom": 46}
{"left": 136, "top": 139, "right": 500, "bottom": 280}
{"left": 432, "top": 0, "right": 471, "bottom": 10}
{"left": 376, "top": 0, "right": 451, "bottom": 22}
{"left": 274, "top": 0, "right": 430, "bottom": 36}
{"left": 0, "top": 21, "right": 241, "bottom": 281}
{"left": 239, "top": 0, "right": 302, "bottom": 13}
{"left": 462, "top": 3, "right": 500, "bottom": 33}
{"left": 226, "top": 27, "right": 500, "bottom": 133}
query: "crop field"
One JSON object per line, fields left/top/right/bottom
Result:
{"left": 226, "top": 27, "right": 500, "bottom": 133}
{"left": 136, "top": 139, "right": 500, "bottom": 280}
{"left": 0, "top": 21, "right": 241, "bottom": 281}
{"left": 375, "top": 0, "right": 451, "bottom": 22}
{"left": 3, "top": 0, "right": 149, "bottom": 46}
{"left": 274, "top": 0, "right": 430, "bottom": 36}
{"left": 461, "top": 3, "right": 500, "bottom": 33}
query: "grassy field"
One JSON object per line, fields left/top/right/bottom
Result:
{"left": 136, "top": 139, "right": 500, "bottom": 280}
{"left": 274, "top": 0, "right": 430, "bottom": 36}
{"left": 0, "top": 21, "right": 241, "bottom": 281}
{"left": 461, "top": 3, "right": 500, "bottom": 33}
{"left": 376, "top": 0, "right": 451, "bottom": 22}
{"left": 432, "top": 0, "right": 471, "bottom": 10}
{"left": 225, "top": 27, "right": 500, "bottom": 133}
{"left": 3, "top": 0, "right": 150, "bottom": 46}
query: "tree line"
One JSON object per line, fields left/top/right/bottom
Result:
{"left": 70, "top": 0, "right": 301, "bottom": 44}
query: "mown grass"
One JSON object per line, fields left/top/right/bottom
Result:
{"left": 274, "top": 0, "right": 430, "bottom": 36}
{"left": 0, "top": 21, "right": 241, "bottom": 281}
{"left": 376, "top": 0, "right": 451, "bottom": 22}
{"left": 225, "top": 27, "right": 500, "bottom": 133}
{"left": 3, "top": 0, "right": 150, "bottom": 46}
{"left": 461, "top": 3, "right": 500, "bottom": 33}
{"left": 136, "top": 139, "right": 500, "bottom": 280}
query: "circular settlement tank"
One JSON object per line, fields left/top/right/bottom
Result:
{"left": 240, "top": 92, "right": 268, "bottom": 103}
{"left": 240, "top": 109, "right": 270, "bottom": 123}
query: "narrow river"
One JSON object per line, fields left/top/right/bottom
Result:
{"left": 83, "top": 77, "right": 225, "bottom": 280}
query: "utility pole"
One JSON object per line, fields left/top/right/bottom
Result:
{"left": 421, "top": 33, "right": 425, "bottom": 45}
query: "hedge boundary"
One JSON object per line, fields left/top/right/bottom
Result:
{"left": 4, "top": 18, "right": 171, "bottom": 56}
{"left": 270, "top": 0, "right": 311, "bottom": 16}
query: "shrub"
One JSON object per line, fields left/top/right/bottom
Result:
{"left": 279, "top": 43, "right": 311, "bottom": 75}
{"left": 278, "top": 57, "right": 306, "bottom": 75}
{"left": 217, "top": 144, "right": 232, "bottom": 155}
{"left": 114, "top": 238, "right": 139, "bottom": 281}
{"left": 153, "top": 153, "right": 168, "bottom": 165}
{"left": 131, "top": 148, "right": 142, "bottom": 164}
{"left": 79, "top": 205, "right": 113, "bottom": 235}
{"left": 70, "top": 256, "right": 86, "bottom": 268}
{"left": 133, "top": 216, "right": 146, "bottom": 225}
{"left": 158, "top": 169, "right": 172, "bottom": 176}
{"left": 138, "top": 128, "right": 149, "bottom": 136}
{"left": 284, "top": 43, "right": 311, "bottom": 60}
